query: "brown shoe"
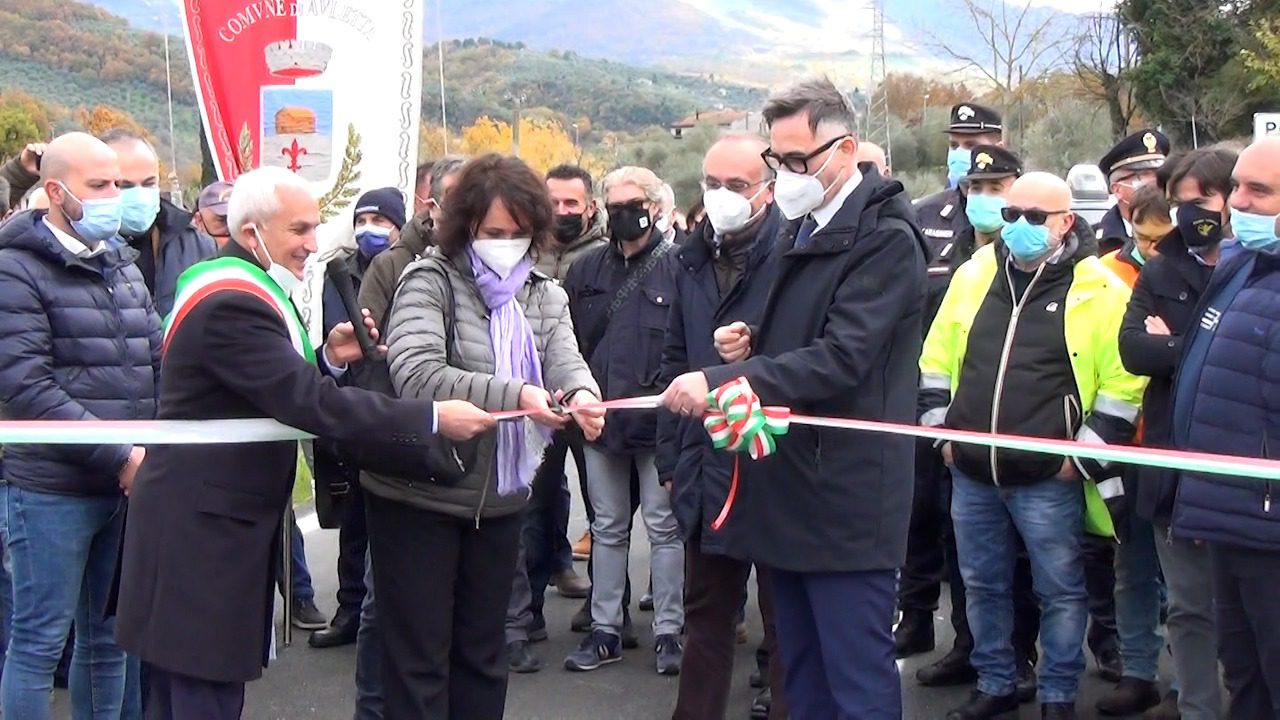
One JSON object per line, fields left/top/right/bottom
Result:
{"left": 552, "top": 568, "right": 591, "bottom": 599}
{"left": 572, "top": 532, "right": 591, "bottom": 561}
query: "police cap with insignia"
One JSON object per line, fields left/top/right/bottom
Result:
{"left": 1099, "top": 128, "right": 1170, "bottom": 181}
{"left": 946, "top": 103, "right": 1003, "bottom": 135}
{"left": 966, "top": 145, "right": 1022, "bottom": 181}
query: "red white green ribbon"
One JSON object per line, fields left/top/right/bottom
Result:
{"left": 703, "top": 377, "right": 790, "bottom": 460}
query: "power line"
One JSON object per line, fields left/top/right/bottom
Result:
{"left": 867, "top": 0, "right": 892, "bottom": 169}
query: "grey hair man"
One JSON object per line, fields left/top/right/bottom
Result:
{"left": 661, "top": 75, "right": 929, "bottom": 718}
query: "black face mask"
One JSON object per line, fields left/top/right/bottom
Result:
{"left": 1176, "top": 203, "right": 1224, "bottom": 249}
{"left": 609, "top": 204, "right": 652, "bottom": 243}
{"left": 553, "top": 213, "right": 585, "bottom": 244}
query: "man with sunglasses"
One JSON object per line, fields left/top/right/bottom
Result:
{"left": 1097, "top": 129, "right": 1171, "bottom": 257}
{"left": 920, "top": 172, "right": 1146, "bottom": 720}
{"left": 662, "top": 76, "right": 929, "bottom": 719}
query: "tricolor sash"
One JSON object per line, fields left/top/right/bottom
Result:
{"left": 164, "top": 257, "right": 316, "bottom": 365}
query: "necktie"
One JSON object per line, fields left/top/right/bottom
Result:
{"left": 794, "top": 216, "right": 818, "bottom": 250}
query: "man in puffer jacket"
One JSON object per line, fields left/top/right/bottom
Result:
{"left": 0, "top": 133, "right": 160, "bottom": 719}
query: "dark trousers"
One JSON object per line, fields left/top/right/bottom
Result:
{"left": 1083, "top": 534, "right": 1119, "bottom": 656}
{"left": 145, "top": 665, "right": 244, "bottom": 720}
{"left": 1210, "top": 543, "right": 1280, "bottom": 720}
{"left": 771, "top": 567, "right": 901, "bottom": 720}
{"left": 335, "top": 480, "right": 369, "bottom": 618}
{"left": 675, "top": 545, "right": 788, "bottom": 720}
{"left": 525, "top": 434, "right": 583, "bottom": 621}
{"left": 900, "top": 448, "right": 1040, "bottom": 660}
{"left": 366, "top": 493, "right": 522, "bottom": 720}
{"left": 274, "top": 508, "right": 314, "bottom": 603}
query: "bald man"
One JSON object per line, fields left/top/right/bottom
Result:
{"left": 1169, "top": 136, "right": 1280, "bottom": 719}
{"left": 0, "top": 132, "right": 160, "bottom": 718}
{"left": 856, "top": 141, "right": 890, "bottom": 177}
{"left": 662, "top": 131, "right": 788, "bottom": 720}
{"left": 920, "top": 172, "right": 1146, "bottom": 719}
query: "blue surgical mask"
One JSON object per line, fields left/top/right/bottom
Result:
{"left": 355, "top": 223, "right": 392, "bottom": 258}
{"left": 1002, "top": 217, "right": 1052, "bottom": 262}
{"left": 58, "top": 182, "right": 122, "bottom": 245}
{"left": 118, "top": 186, "right": 161, "bottom": 236}
{"left": 965, "top": 193, "right": 1007, "bottom": 234}
{"left": 947, "top": 147, "right": 971, "bottom": 188}
{"left": 1231, "top": 208, "right": 1280, "bottom": 253}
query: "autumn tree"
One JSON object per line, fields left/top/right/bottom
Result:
{"left": 74, "top": 105, "right": 153, "bottom": 141}
{"left": 872, "top": 73, "right": 972, "bottom": 125}
{"left": 458, "top": 116, "right": 578, "bottom": 175}
{"left": 0, "top": 91, "right": 53, "bottom": 158}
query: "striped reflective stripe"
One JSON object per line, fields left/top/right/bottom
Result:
{"left": 1077, "top": 425, "right": 1112, "bottom": 468}
{"left": 921, "top": 373, "right": 951, "bottom": 391}
{"left": 1093, "top": 394, "right": 1140, "bottom": 424}
{"left": 920, "top": 407, "right": 948, "bottom": 427}
{"left": 1095, "top": 476, "right": 1125, "bottom": 500}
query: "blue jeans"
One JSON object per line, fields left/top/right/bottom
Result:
{"left": 951, "top": 468, "right": 1087, "bottom": 704}
{"left": 0, "top": 482, "right": 13, "bottom": 684}
{"left": 1, "top": 486, "right": 127, "bottom": 720}
{"left": 1115, "top": 510, "right": 1169, "bottom": 685}
{"left": 277, "top": 509, "right": 314, "bottom": 603}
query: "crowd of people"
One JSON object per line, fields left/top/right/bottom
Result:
{"left": 0, "top": 73, "right": 1275, "bottom": 720}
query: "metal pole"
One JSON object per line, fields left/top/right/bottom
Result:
{"left": 163, "top": 27, "right": 180, "bottom": 197}
{"left": 435, "top": 0, "right": 449, "bottom": 152}
{"left": 281, "top": 507, "right": 292, "bottom": 647}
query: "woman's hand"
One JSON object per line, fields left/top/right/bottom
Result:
{"left": 559, "top": 390, "right": 605, "bottom": 442}
{"left": 520, "top": 385, "right": 568, "bottom": 429}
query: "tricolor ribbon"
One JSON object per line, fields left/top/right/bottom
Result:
{"left": 700, "top": 378, "right": 790, "bottom": 531}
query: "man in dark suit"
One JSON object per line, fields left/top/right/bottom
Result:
{"left": 114, "top": 166, "right": 494, "bottom": 719}
{"left": 663, "top": 77, "right": 928, "bottom": 719}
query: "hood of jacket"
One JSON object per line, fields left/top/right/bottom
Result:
{"left": 397, "top": 210, "right": 434, "bottom": 257}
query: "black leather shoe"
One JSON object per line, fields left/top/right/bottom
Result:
{"left": 308, "top": 610, "right": 359, "bottom": 648}
{"left": 1097, "top": 677, "right": 1161, "bottom": 716}
{"left": 1042, "top": 701, "right": 1076, "bottom": 719}
{"left": 1016, "top": 656, "right": 1038, "bottom": 704}
{"left": 945, "top": 690, "right": 1019, "bottom": 720}
{"left": 918, "top": 645, "right": 978, "bottom": 687}
{"left": 1094, "top": 647, "right": 1123, "bottom": 683}
{"left": 750, "top": 687, "right": 771, "bottom": 720}
{"left": 507, "top": 640, "right": 544, "bottom": 674}
{"left": 894, "top": 610, "right": 936, "bottom": 658}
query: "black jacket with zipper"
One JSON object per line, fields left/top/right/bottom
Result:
{"left": 946, "top": 228, "right": 1092, "bottom": 487}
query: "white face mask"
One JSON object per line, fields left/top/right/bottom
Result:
{"left": 249, "top": 223, "right": 302, "bottom": 296}
{"left": 703, "top": 185, "right": 767, "bottom": 235}
{"left": 773, "top": 140, "right": 845, "bottom": 220}
{"left": 473, "top": 238, "right": 532, "bottom": 279}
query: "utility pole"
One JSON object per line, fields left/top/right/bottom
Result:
{"left": 868, "top": 0, "right": 892, "bottom": 169}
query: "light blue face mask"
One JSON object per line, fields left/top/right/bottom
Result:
{"left": 59, "top": 183, "right": 122, "bottom": 245}
{"left": 947, "top": 147, "right": 971, "bottom": 188}
{"left": 1002, "top": 217, "right": 1052, "bottom": 262}
{"left": 1230, "top": 208, "right": 1280, "bottom": 253}
{"left": 965, "top": 193, "right": 1008, "bottom": 234}
{"left": 119, "top": 186, "right": 161, "bottom": 236}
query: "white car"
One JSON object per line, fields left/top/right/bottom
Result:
{"left": 1067, "top": 164, "right": 1116, "bottom": 227}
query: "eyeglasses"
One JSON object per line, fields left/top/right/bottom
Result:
{"left": 762, "top": 135, "right": 850, "bottom": 174}
{"left": 701, "top": 178, "right": 769, "bottom": 194}
{"left": 1000, "top": 207, "right": 1070, "bottom": 226}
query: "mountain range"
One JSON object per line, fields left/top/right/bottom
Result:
{"left": 86, "top": 0, "right": 1080, "bottom": 84}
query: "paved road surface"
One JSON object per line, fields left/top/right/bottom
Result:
{"left": 54, "top": 490, "right": 1173, "bottom": 719}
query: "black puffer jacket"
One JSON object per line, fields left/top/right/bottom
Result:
{"left": 0, "top": 211, "right": 162, "bottom": 495}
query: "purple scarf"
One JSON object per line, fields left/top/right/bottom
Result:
{"left": 467, "top": 247, "right": 550, "bottom": 496}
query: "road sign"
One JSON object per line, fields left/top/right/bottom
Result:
{"left": 1256, "top": 113, "right": 1280, "bottom": 141}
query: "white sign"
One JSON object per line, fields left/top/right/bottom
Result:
{"left": 1255, "top": 113, "right": 1280, "bottom": 142}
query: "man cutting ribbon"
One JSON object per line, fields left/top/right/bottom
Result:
{"left": 113, "top": 167, "right": 494, "bottom": 720}
{"left": 661, "top": 77, "right": 929, "bottom": 720}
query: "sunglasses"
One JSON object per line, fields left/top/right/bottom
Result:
{"left": 1000, "top": 207, "right": 1070, "bottom": 226}
{"left": 605, "top": 200, "right": 648, "bottom": 215}
{"left": 762, "top": 135, "right": 850, "bottom": 175}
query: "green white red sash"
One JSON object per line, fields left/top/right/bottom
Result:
{"left": 163, "top": 257, "right": 316, "bottom": 365}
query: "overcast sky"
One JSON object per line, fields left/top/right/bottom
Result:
{"left": 1027, "top": 0, "right": 1117, "bottom": 11}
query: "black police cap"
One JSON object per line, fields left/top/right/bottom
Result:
{"left": 966, "top": 145, "right": 1022, "bottom": 180}
{"left": 1099, "top": 129, "right": 1170, "bottom": 180}
{"left": 946, "top": 103, "right": 1003, "bottom": 135}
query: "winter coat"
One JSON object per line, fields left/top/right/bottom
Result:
{"left": 699, "top": 166, "right": 928, "bottom": 573}
{"left": 0, "top": 211, "right": 162, "bottom": 495}
{"left": 375, "top": 250, "right": 598, "bottom": 521}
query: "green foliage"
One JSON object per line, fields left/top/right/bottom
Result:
{"left": 0, "top": 104, "right": 39, "bottom": 158}
{"left": 1021, "top": 99, "right": 1114, "bottom": 176}
{"left": 424, "top": 41, "right": 767, "bottom": 135}
{"left": 615, "top": 124, "right": 720, "bottom": 210}
{"left": 1243, "top": 19, "right": 1280, "bottom": 89}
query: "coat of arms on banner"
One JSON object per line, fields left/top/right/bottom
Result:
{"left": 261, "top": 87, "right": 334, "bottom": 181}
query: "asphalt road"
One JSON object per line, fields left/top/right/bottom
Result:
{"left": 53, "top": 492, "right": 1178, "bottom": 719}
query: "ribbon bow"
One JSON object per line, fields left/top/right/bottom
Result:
{"left": 703, "top": 377, "right": 791, "bottom": 459}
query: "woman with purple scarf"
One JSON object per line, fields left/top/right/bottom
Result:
{"left": 371, "top": 154, "right": 602, "bottom": 720}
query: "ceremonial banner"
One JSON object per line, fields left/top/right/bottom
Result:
{"left": 181, "top": 0, "right": 425, "bottom": 344}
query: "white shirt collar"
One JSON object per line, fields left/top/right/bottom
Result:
{"left": 43, "top": 217, "right": 106, "bottom": 258}
{"left": 812, "top": 167, "right": 864, "bottom": 233}
{"left": 1122, "top": 216, "right": 1133, "bottom": 239}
